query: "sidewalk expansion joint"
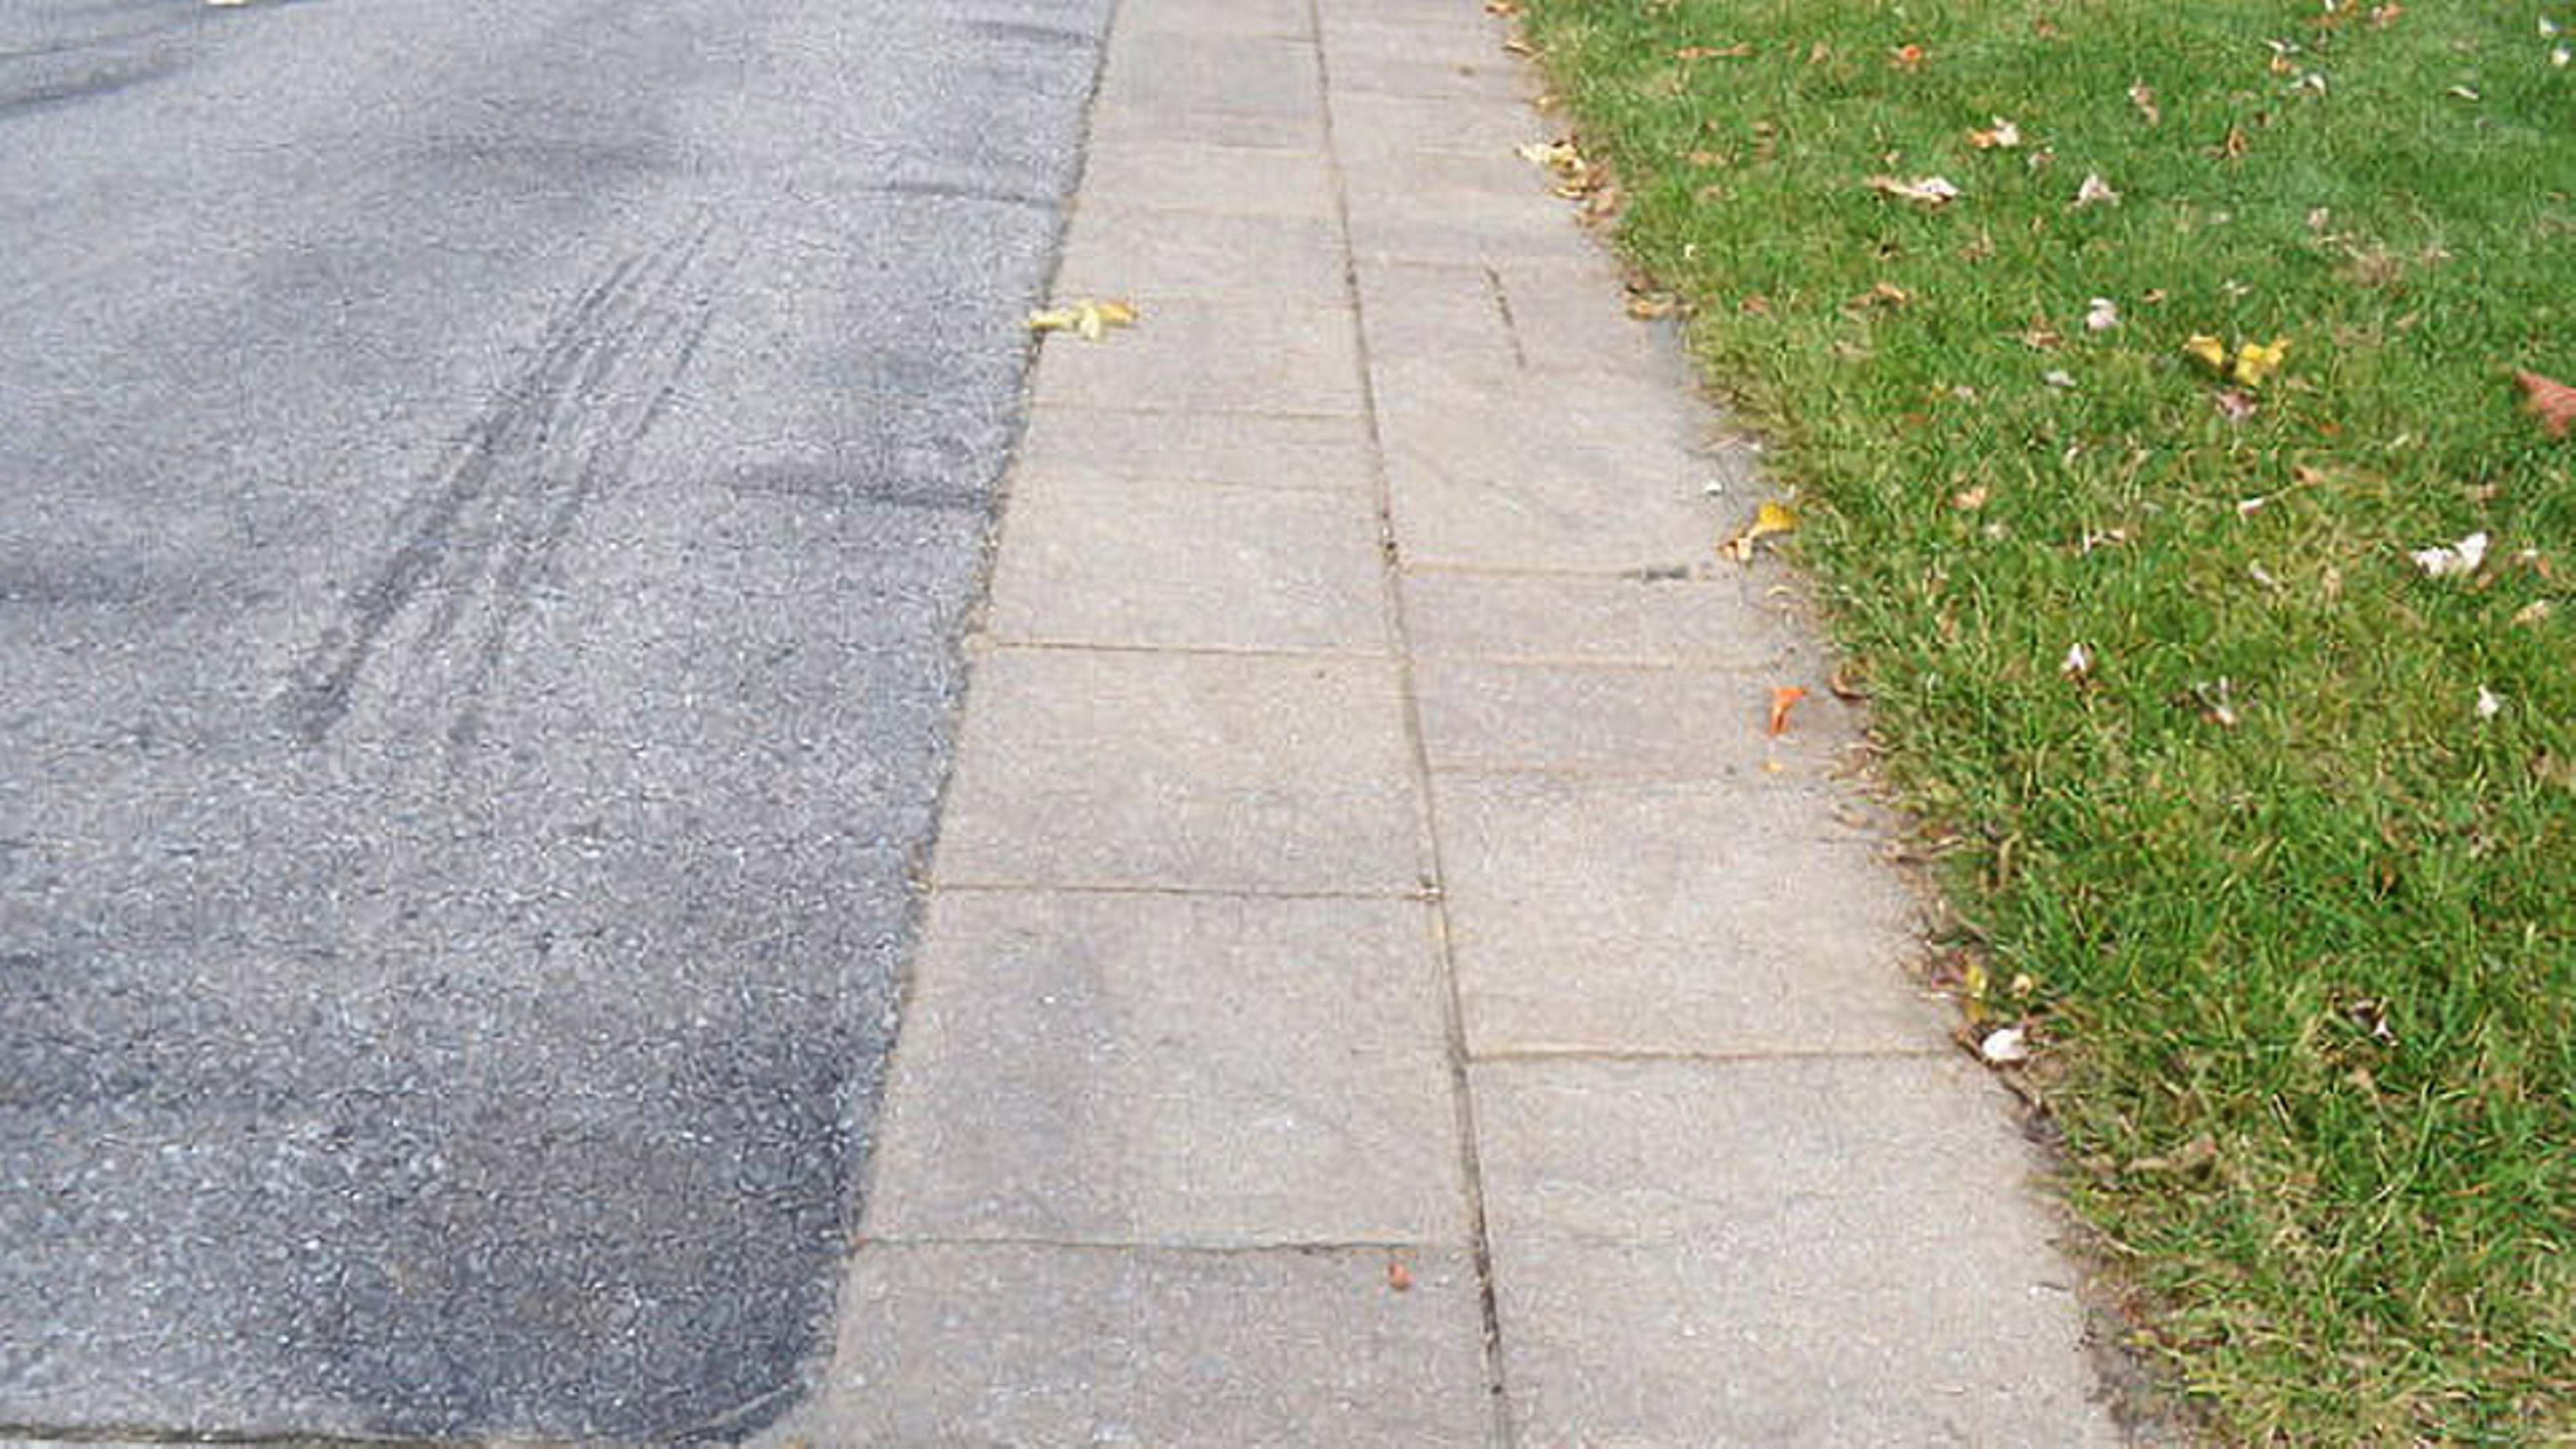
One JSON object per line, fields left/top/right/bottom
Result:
{"left": 969, "top": 636, "right": 1393, "bottom": 663}
{"left": 1468, "top": 1045, "right": 1957, "bottom": 1069}
{"left": 928, "top": 879, "right": 1438, "bottom": 904}
{"left": 1311, "top": 11, "right": 1515, "bottom": 1446}
{"left": 857, "top": 1235, "right": 1450, "bottom": 1256}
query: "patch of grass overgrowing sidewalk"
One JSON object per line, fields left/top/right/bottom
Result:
{"left": 1514, "top": 0, "right": 2576, "bottom": 1439}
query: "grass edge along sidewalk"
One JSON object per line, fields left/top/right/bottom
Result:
{"left": 1509, "top": 0, "right": 2576, "bottom": 1442}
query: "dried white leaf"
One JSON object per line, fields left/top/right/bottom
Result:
{"left": 2074, "top": 172, "right": 2121, "bottom": 208}
{"left": 2085, "top": 297, "right": 2121, "bottom": 331}
{"left": 1979, "top": 1026, "right": 2031, "bottom": 1065}
{"left": 2411, "top": 530, "right": 2490, "bottom": 578}
{"left": 2061, "top": 641, "right": 2094, "bottom": 678}
{"left": 2043, "top": 368, "right": 2078, "bottom": 389}
{"left": 2477, "top": 685, "right": 2504, "bottom": 719}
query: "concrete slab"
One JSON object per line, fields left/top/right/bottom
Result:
{"left": 1118, "top": 0, "right": 1313, "bottom": 41}
{"left": 1094, "top": 30, "right": 1326, "bottom": 130}
{"left": 1071, "top": 138, "right": 1338, "bottom": 218}
{"left": 1015, "top": 404, "right": 1374, "bottom": 492}
{"left": 1432, "top": 773, "right": 1942, "bottom": 1057}
{"left": 1413, "top": 657, "right": 1858, "bottom": 778}
{"left": 1029, "top": 296, "right": 1364, "bottom": 418}
{"left": 1472, "top": 1056, "right": 2125, "bottom": 1446}
{"left": 987, "top": 472, "right": 1391, "bottom": 653}
{"left": 865, "top": 890, "right": 1466, "bottom": 1246}
{"left": 1400, "top": 569, "right": 1808, "bottom": 672}
{"left": 768, "top": 1244, "right": 1492, "bottom": 1446}
{"left": 932, "top": 647, "right": 1424, "bottom": 893}
{"left": 1059, "top": 205, "right": 1348, "bottom": 305}
{"left": 1356, "top": 258, "right": 1673, "bottom": 382}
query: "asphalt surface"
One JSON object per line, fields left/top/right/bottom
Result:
{"left": 0, "top": 0, "right": 1108, "bottom": 1437}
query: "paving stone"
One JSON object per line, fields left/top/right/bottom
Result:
{"left": 1332, "top": 92, "right": 1554, "bottom": 157}
{"left": 1413, "top": 657, "right": 1858, "bottom": 778}
{"left": 768, "top": 1244, "right": 1491, "bottom": 1446}
{"left": 1328, "top": 49, "right": 1533, "bottom": 102}
{"left": 1030, "top": 296, "right": 1363, "bottom": 417}
{"left": 1344, "top": 183, "right": 1599, "bottom": 267}
{"left": 1322, "top": 14, "right": 1519, "bottom": 70}
{"left": 987, "top": 472, "right": 1390, "bottom": 653}
{"left": 1072, "top": 138, "right": 1336, "bottom": 218}
{"left": 866, "top": 891, "right": 1465, "bottom": 1245}
{"left": 1014, "top": 405, "right": 1373, "bottom": 492}
{"left": 1401, "top": 568, "right": 1809, "bottom": 672}
{"left": 1118, "top": 0, "right": 1312, "bottom": 40}
{"left": 1432, "top": 773, "right": 1940, "bottom": 1057}
{"left": 1095, "top": 30, "right": 1325, "bottom": 127}
{"left": 933, "top": 648, "right": 1423, "bottom": 892}
{"left": 1356, "top": 258, "right": 1670, "bottom": 380}
{"left": 1059, "top": 205, "right": 1347, "bottom": 305}
{"left": 1472, "top": 1057, "right": 2125, "bottom": 1446}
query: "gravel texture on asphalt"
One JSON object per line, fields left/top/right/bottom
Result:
{"left": 0, "top": 0, "right": 1109, "bottom": 1436}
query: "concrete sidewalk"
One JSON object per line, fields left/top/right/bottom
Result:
{"left": 767, "top": 0, "right": 2129, "bottom": 1441}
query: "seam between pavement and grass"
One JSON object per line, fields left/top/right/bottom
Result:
{"left": 1307, "top": 9, "right": 1516, "bottom": 1446}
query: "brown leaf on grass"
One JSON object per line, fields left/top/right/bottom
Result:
{"left": 2515, "top": 370, "right": 2576, "bottom": 437}
{"left": 2127, "top": 82, "right": 2161, "bottom": 125}
{"left": 2214, "top": 123, "right": 2251, "bottom": 160}
{"left": 1866, "top": 174, "right": 1961, "bottom": 206}
{"left": 1767, "top": 686, "right": 1809, "bottom": 737}
{"left": 1676, "top": 42, "right": 1754, "bottom": 60}
{"left": 1888, "top": 42, "right": 1926, "bottom": 70}
{"left": 1966, "top": 117, "right": 2021, "bottom": 150}
{"left": 1845, "top": 280, "right": 1911, "bottom": 311}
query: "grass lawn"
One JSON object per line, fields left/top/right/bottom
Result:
{"left": 1512, "top": 0, "right": 2576, "bottom": 1439}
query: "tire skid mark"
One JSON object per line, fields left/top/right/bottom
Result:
{"left": 286, "top": 215, "right": 733, "bottom": 747}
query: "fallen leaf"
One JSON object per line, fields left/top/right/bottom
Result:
{"left": 1953, "top": 484, "right": 1990, "bottom": 511}
{"left": 2127, "top": 82, "right": 2161, "bottom": 125}
{"left": 2368, "top": 2, "right": 2402, "bottom": 25}
{"left": 2073, "top": 172, "right": 2121, "bottom": 208}
{"left": 2479, "top": 686, "right": 2505, "bottom": 719}
{"left": 2085, "top": 297, "right": 2121, "bottom": 331}
{"left": 1967, "top": 117, "right": 2022, "bottom": 150}
{"left": 2061, "top": 641, "right": 2094, "bottom": 678}
{"left": 2449, "top": 84, "right": 2481, "bottom": 101}
{"left": 1978, "top": 1026, "right": 2031, "bottom": 1065}
{"left": 1866, "top": 174, "right": 1962, "bottom": 206}
{"left": 2215, "top": 388, "right": 2259, "bottom": 423}
{"left": 2514, "top": 598, "right": 2554, "bottom": 626}
{"left": 2412, "top": 530, "right": 2491, "bottom": 579}
{"left": 1767, "top": 685, "right": 1809, "bottom": 737}
{"left": 1720, "top": 499, "right": 1801, "bottom": 562}
{"left": 2043, "top": 368, "right": 2078, "bottom": 389}
{"left": 1625, "top": 292, "right": 1679, "bottom": 320}
{"left": 2515, "top": 370, "right": 2576, "bottom": 437}
{"left": 1888, "top": 42, "right": 1927, "bottom": 70}
{"left": 2023, "top": 319, "right": 2064, "bottom": 350}
{"left": 2195, "top": 678, "right": 2243, "bottom": 728}
{"left": 2217, "top": 123, "right": 2251, "bottom": 159}
{"left": 2184, "top": 333, "right": 2229, "bottom": 369}
{"left": 1846, "top": 280, "right": 1910, "bottom": 310}
{"left": 2233, "top": 335, "right": 2290, "bottom": 386}
{"left": 2555, "top": 46, "right": 2572, "bottom": 68}
{"left": 1517, "top": 139, "right": 1584, "bottom": 175}
{"left": 1676, "top": 42, "right": 1754, "bottom": 60}
{"left": 1028, "top": 299, "right": 1138, "bottom": 341}
{"left": 1387, "top": 1258, "right": 1413, "bottom": 1292}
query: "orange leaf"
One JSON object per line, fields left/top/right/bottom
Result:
{"left": 1387, "top": 1258, "right": 1413, "bottom": 1293}
{"left": 2516, "top": 370, "right": 2576, "bottom": 438}
{"left": 1768, "top": 686, "right": 1809, "bottom": 737}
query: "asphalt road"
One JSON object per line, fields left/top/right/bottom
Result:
{"left": 0, "top": 0, "right": 1107, "bottom": 1437}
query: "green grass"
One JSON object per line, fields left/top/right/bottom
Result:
{"left": 1515, "top": 0, "right": 2576, "bottom": 1439}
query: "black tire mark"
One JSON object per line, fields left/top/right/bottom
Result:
{"left": 286, "top": 216, "right": 733, "bottom": 746}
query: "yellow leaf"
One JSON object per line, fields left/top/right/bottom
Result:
{"left": 1029, "top": 299, "right": 1138, "bottom": 341}
{"left": 2184, "top": 333, "right": 2228, "bottom": 370}
{"left": 2232, "top": 335, "right": 2289, "bottom": 386}
{"left": 1720, "top": 499, "right": 1801, "bottom": 563}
